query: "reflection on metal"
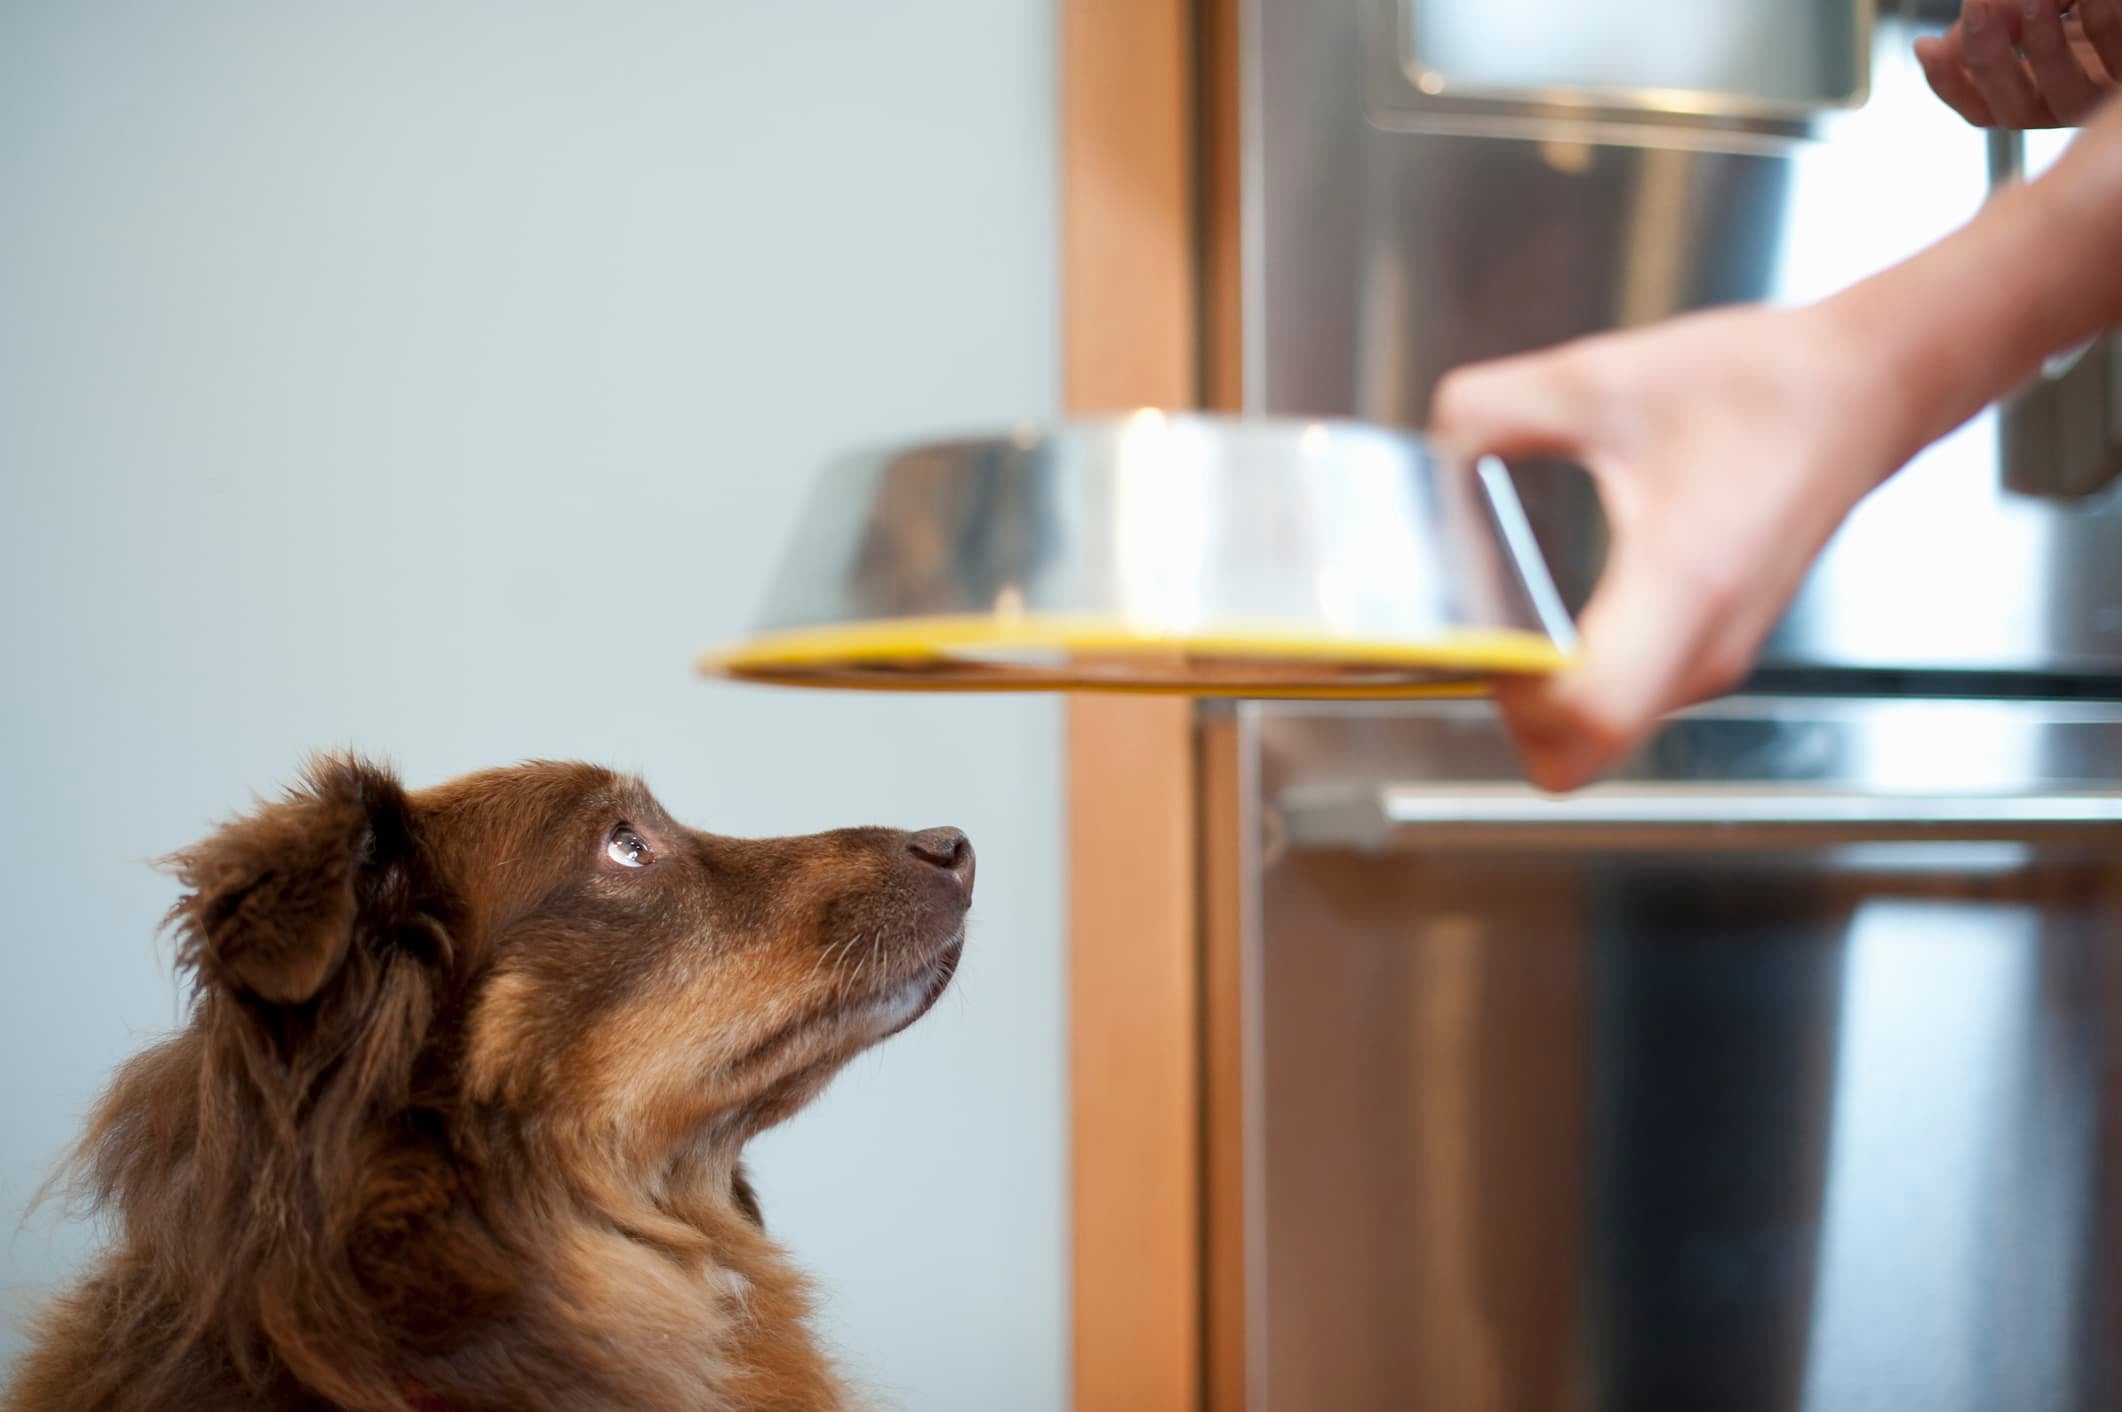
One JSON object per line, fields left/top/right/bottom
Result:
{"left": 1261, "top": 696, "right": 2122, "bottom": 796}
{"left": 1987, "top": 129, "right": 2122, "bottom": 501}
{"left": 1475, "top": 457, "right": 1578, "bottom": 650}
{"left": 706, "top": 416, "right": 1571, "bottom": 694}
{"left": 1800, "top": 904, "right": 2082, "bottom": 1407}
{"left": 1238, "top": 1, "right": 2122, "bottom": 1403}
{"left": 1393, "top": 0, "right": 1873, "bottom": 133}
{"left": 1244, "top": 701, "right": 2122, "bottom": 1410}
{"left": 2000, "top": 336, "right": 2122, "bottom": 500}
{"left": 1274, "top": 697, "right": 2122, "bottom": 850}
{"left": 1286, "top": 784, "right": 2122, "bottom": 852}
{"left": 1615, "top": 148, "right": 1699, "bottom": 325}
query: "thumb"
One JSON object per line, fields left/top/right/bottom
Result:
{"left": 1493, "top": 530, "right": 1722, "bottom": 792}
{"left": 1429, "top": 348, "right": 1603, "bottom": 461}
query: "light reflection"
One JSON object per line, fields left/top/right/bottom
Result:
{"left": 1851, "top": 700, "right": 2041, "bottom": 796}
{"left": 1539, "top": 139, "right": 1595, "bottom": 176}
{"left": 1825, "top": 841, "right": 2033, "bottom": 876}
{"left": 1296, "top": 435, "right": 1437, "bottom": 637}
{"left": 1410, "top": 0, "right": 1860, "bottom": 106}
{"left": 1114, "top": 412, "right": 1210, "bottom": 634}
{"left": 1313, "top": 564, "right": 1357, "bottom": 634}
{"left": 1801, "top": 899, "right": 2080, "bottom": 1408}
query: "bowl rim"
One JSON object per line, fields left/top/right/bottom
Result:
{"left": 813, "top": 410, "right": 1470, "bottom": 471}
{"left": 700, "top": 612, "right": 1569, "bottom": 699}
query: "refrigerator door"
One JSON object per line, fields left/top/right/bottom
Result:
{"left": 1245, "top": 699, "right": 2122, "bottom": 1411}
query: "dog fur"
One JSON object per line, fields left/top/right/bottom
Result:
{"left": 3, "top": 756, "right": 973, "bottom": 1412}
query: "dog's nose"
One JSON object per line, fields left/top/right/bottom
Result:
{"left": 907, "top": 827, "right": 976, "bottom": 898}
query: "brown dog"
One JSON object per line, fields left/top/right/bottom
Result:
{"left": 3, "top": 756, "right": 973, "bottom": 1411}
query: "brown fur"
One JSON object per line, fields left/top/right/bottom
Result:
{"left": 4, "top": 756, "right": 974, "bottom": 1412}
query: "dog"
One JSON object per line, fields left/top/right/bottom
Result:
{"left": 3, "top": 755, "right": 973, "bottom": 1411}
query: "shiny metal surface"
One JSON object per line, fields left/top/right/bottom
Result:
{"left": 1392, "top": 0, "right": 1872, "bottom": 134}
{"left": 2001, "top": 333, "right": 2122, "bottom": 501}
{"left": 708, "top": 413, "right": 1572, "bottom": 694}
{"left": 1252, "top": 0, "right": 2122, "bottom": 675}
{"left": 1262, "top": 695, "right": 2122, "bottom": 809}
{"left": 1274, "top": 696, "right": 2122, "bottom": 849}
{"left": 1243, "top": 700, "right": 2122, "bottom": 1410}
{"left": 1292, "top": 784, "right": 2122, "bottom": 850}
{"left": 1990, "top": 129, "right": 2122, "bottom": 502}
{"left": 1237, "top": 9, "right": 2122, "bottom": 1404}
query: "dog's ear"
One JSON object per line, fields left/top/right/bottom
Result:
{"left": 166, "top": 754, "right": 418, "bottom": 1005}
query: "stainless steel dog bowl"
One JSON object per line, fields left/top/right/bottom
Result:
{"left": 701, "top": 412, "right": 1575, "bottom": 698}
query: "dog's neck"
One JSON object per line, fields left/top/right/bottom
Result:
{"left": 380, "top": 1137, "right": 849, "bottom": 1412}
{"left": 35, "top": 1034, "right": 848, "bottom": 1412}
{"left": 408, "top": 1223, "right": 847, "bottom": 1412}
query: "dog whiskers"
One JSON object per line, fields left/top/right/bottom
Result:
{"left": 856, "top": 930, "right": 884, "bottom": 992}
{"left": 826, "top": 932, "right": 864, "bottom": 998}
{"left": 809, "top": 934, "right": 854, "bottom": 987}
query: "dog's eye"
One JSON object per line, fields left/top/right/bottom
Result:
{"left": 606, "top": 825, "right": 655, "bottom": 869}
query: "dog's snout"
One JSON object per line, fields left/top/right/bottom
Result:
{"left": 907, "top": 827, "right": 975, "bottom": 899}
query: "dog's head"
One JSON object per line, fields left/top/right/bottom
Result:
{"left": 166, "top": 752, "right": 970, "bottom": 1187}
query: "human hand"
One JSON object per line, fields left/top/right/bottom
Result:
{"left": 1915, "top": 0, "right": 2119, "bottom": 128}
{"left": 1431, "top": 305, "right": 1902, "bottom": 792}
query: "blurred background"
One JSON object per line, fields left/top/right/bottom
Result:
{"left": 0, "top": 4, "right": 1064, "bottom": 1410}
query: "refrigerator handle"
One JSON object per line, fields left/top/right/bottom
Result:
{"left": 1275, "top": 782, "right": 2122, "bottom": 852}
{"left": 1989, "top": 129, "right": 2122, "bottom": 500}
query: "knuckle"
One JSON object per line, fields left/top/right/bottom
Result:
{"left": 1429, "top": 369, "right": 1478, "bottom": 426}
{"left": 1699, "top": 645, "right": 1751, "bottom": 698}
{"left": 1954, "top": 89, "right": 2002, "bottom": 125}
{"left": 1577, "top": 706, "right": 1636, "bottom": 761}
{"left": 1669, "top": 542, "right": 1743, "bottom": 617}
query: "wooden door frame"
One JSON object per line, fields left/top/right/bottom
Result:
{"left": 1063, "top": 1, "right": 1245, "bottom": 1407}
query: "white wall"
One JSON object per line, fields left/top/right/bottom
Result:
{"left": 0, "top": 5, "right": 1065, "bottom": 1409}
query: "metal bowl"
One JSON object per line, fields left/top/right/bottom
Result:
{"left": 701, "top": 412, "right": 1576, "bottom": 698}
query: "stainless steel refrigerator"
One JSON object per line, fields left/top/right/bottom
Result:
{"left": 1230, "top": 2, "right": 2122, "bottom": 1407}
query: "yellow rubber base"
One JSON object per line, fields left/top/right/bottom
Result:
{"left": 699, "top": 614, "right": 1569, "bottom": 699}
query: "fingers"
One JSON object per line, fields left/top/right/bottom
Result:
{"left": 1917, "top": 33, "right": 2001, "bottom": 125}
{"left": 1429, "top": 348, "right": 1603, "bottom": 462}
{"left": 1492, "top": 539, "right": 1733, "bottom": 793}
{"left": 2079, "top": 0, "right": 2122, "bottom": 85}
{"left": 2025, "top": 0, "right": 2111, "bottom": 120}
{"left": 1491, "top": 674, "right": 1609, "bottom": 796}
{"left": 1921, "top": 0, "right": 2117, "bottom": 128}
{"left": 1962, "top": 0, "right": 2063, "bottom": 127}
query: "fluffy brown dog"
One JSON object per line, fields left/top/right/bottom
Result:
{"left": 4, "top": 756, "right": 973, "bottom": 1412}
